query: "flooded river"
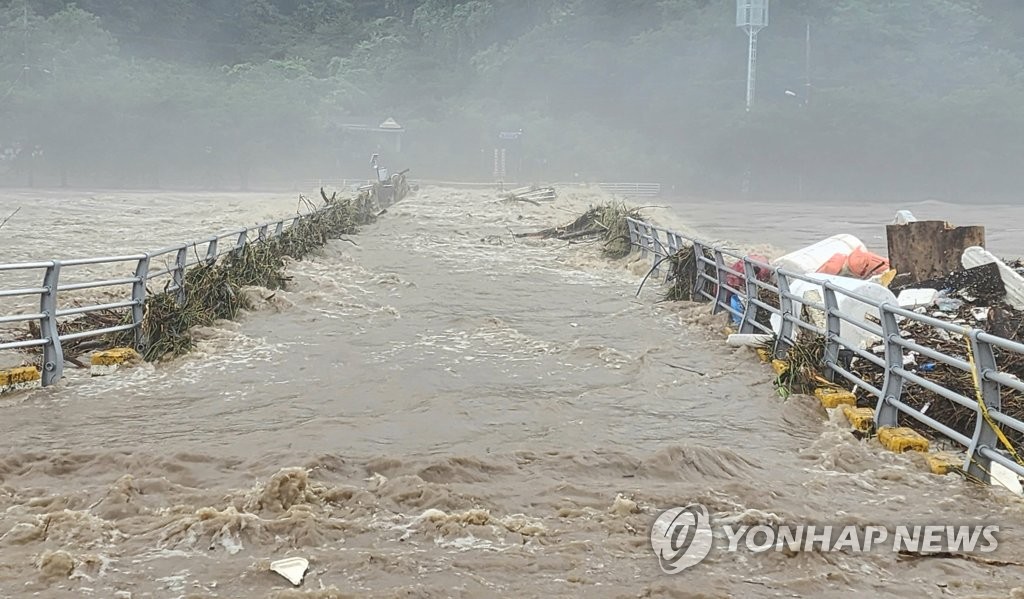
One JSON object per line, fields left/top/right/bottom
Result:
{"left": 0, "top": 187, "right": 1023, "bottom": 598}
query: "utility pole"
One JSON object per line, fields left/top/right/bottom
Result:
{"left": 23, "top": 2, "right": 30, "bottom": 85}
{"left": 736, "top": 1, "right": 769, "bottom": 112}
{"left": 804, "top": 19, "right": 811, "bottom": 107}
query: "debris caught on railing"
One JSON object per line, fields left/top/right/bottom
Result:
{"left": 663, "top": 246, "right": 711, "bottom": 302}
{"left": 617, "top": 208, "right": 1024, "bottom": 482}
{"left": 5, "top": 174, "right": 412, "bottom": 372}
{"left": 769, "top": 274, "right": 897, "bottom": 350}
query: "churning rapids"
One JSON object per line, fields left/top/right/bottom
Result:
{"left": 1, "top": 188, "right": 1023, "bottom": 599}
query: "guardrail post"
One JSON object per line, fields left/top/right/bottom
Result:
{"left": 965, "top": 330, "right": 1001, "bottom": 483}
{"left": 774, "top": 271, "right": 795, "bottom": 358}
{"left": 822, "top": 283, "right": 842, "bottom": 383}
{"left": 132, "top": 254, "right": 150, "bottom": 352}
{"left": 205, "top": 238, "right": 219, "bottom": 264}
{"left": 691, "top": 241, "right": 708, "bottom": 302}
{"left": 275, "top": 221, "right": 285, "bottom": 237}
{"left": 173, "top": 245, "right": 187, "bottom": 304}
{"left": 649, "top": 229, "right": 664, "bottom": 276}
{"left": 738, "top": 258, "right": 760, "bottom": 334}
{"left": 875, "top": 303, "right": 905, "bottom": 429}
{"left": 258, "top": 224, "right": 269, "bottom": 240}
{"left": 39, "top": 261, "right": 63, "bottom": 386}
{"left": 664, "top": 233, "right": 680, "bottom": 283}
{"left": 626, "top": 219, "right": 638, "bottom": 247}
{"left": 710, "top": 248, "right": 729, "bottom": 315}
{"left": 235, "top": 230, "right": 247, "bottom": 253}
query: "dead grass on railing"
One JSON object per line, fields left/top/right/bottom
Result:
{"left": 769, "top": 333, "right": 827, "bottom": 398}
{"left": 663, "top": 246, "right": 715, "bottom": 302}
{"left": 18, "top": 189, "right": 386, "bottom": 364}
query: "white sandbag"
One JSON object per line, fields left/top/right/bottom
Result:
{"left": 772, "top": 234, "right": 866, "bottom": 275}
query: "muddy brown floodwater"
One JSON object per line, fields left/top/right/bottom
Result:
{"left": 0, "top": 188, "right": 1023, "bottom": 599}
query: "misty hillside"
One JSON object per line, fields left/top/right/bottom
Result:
{"left": 2, "top": 0, "right": 1024, "bottom": 199}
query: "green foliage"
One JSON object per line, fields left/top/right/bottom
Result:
{"left": 3, "top": 0, "right": 1024, "bottom": 197}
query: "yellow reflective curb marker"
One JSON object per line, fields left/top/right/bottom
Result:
{"left": 814, "top": 387, "right": 857, "bottom": 409}
{"left": 927, "top": 453, "right": 960, "bottom": 475}
{"left": 90, "top": 348, "right": 141, "bottom": 376}
{"left": 842, "top": 405, "right": 875, "bottom": 432}
{"left": 878, "top": 427, "right": 930, "bottom": 453}
{"left": 0, "top": 366, "right": 41, "bottom": 394}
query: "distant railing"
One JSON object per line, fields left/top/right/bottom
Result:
{"left": 307, "top": 179, "right": 663, "bottom": 198}
{"left": 595, "top": 182, "right": 661, "bottom": 198}
{"left": 625, "top": 216, "right": 1024, "bottom": 485}
{"left": 0, "top": 182, "right": 406, "bottom": 388}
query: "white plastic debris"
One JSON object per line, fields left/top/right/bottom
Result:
{"left": 270, "top": 557, "right": 308, "bottom": 586}
{"left": 772, "top": 234, "right": 867, "bottom": 275}
{"left": 971, "top": 307, "right": 989, "bottom": 321}
{"left": 896, "top": 288, "right": 938, "bottom": 308}
{"left": 726, "top": 333, "right": 773, "bottom": 347}
{"left": 961, "top": 246, "right": 1024, "bottom": 310}
{"left": 892, "top": 210, "right": 917, "bottom": 225}
{"left": 769, "top": 274, "right": 896, "bottom": 349}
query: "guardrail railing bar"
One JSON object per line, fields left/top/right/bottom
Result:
{"left": 0, "top": 287, "right": 48, "bottom": 298}
{"left": 40, "top": 261, "right": 63, "bottom": 386}
{"left": 622, "top": 215, "right": 1024, "bottom": 471}
{"left": 0, "top": 312, "right": 46, "bottom": 324}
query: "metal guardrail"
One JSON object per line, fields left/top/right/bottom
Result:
{"left": 0, "top": 183, "right": 409, "bottom": 388}
{"left": 595, "top": 182, "right": 661, "bottom": 198}
{"left": 625, "top": 217, "right": 1024, "bottom": 485}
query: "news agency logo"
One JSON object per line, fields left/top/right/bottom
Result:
{"left": 650, "top": 504, "right": 714, "bottom": 574}
{"left": 650, "top": 504, "right": 999, "bottom": 573}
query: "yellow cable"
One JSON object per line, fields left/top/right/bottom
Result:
{"left": 963, "top": 333, "right": 1024, "bottom": 467}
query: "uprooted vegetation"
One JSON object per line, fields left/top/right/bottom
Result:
{"left": 516, "top": 202, "right": 641, "bottom": 259}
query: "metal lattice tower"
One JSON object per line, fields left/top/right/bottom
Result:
{"left": 736, "top": 0, "right": 769, "bottom": 111}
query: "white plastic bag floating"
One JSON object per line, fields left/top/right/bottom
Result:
{"left": 270, "top": 557, "right": 309, "bottom": 586}
{"left": 892, "top": 210, "right": 917, "bottom": 225}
